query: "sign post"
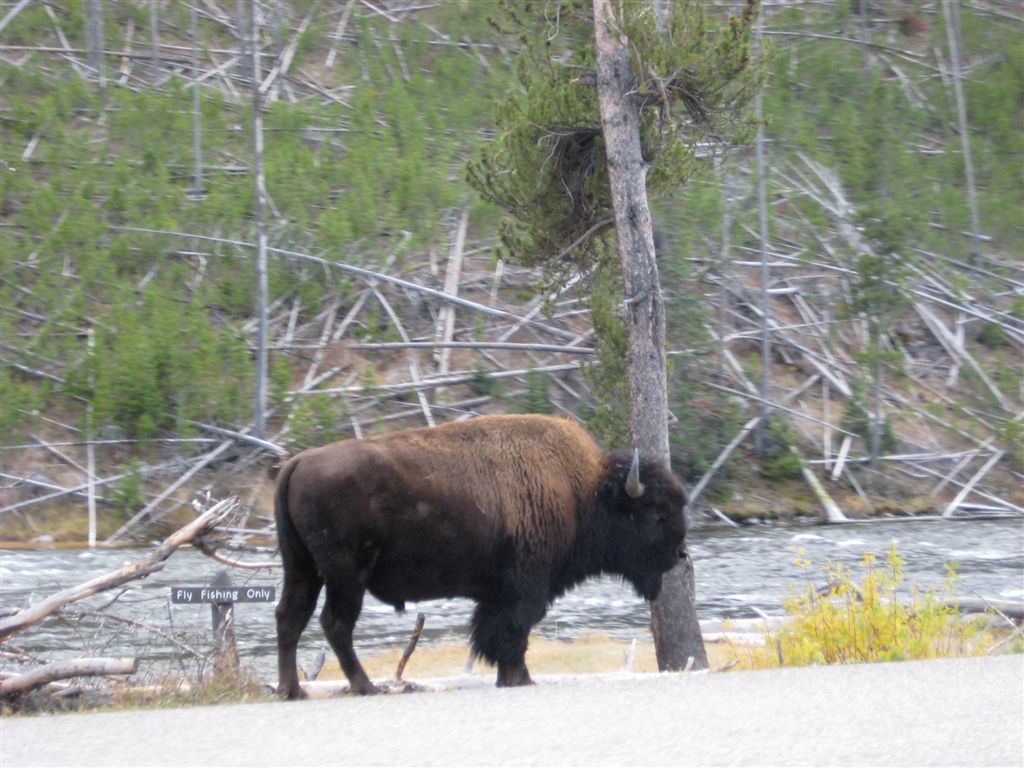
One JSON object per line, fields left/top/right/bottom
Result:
{"left": 171, "top": 571, "right": 275, "bottom": 682}
{"left": 210, "top": 570, "right": 238, "bottom": 679}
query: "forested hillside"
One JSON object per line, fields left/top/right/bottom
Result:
{"left": 1, "top": 1, "right": 1021, "bottom": 542}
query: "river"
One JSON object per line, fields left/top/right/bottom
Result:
{"left": 1, "top": 517, "right": 1021, "bottom": 680}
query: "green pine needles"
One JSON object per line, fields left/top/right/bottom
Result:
{"left": 467, "top": 0, "right": 766, "bottom": 280}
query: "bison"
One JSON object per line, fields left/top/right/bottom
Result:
{"left": 274, "top": 413, "right": 687, "bottom": 696}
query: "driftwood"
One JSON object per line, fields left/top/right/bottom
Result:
{"left": 0, "top": 471, "right": 109, "bottom": 507}
{"left": 793, "top": 447, "right": 848, "bottom": 523}
{"left": 929, "top": 441, "right": 996, "bottom": 499}
{"left": 942, "top": 450, "right": 1006, "bottom": 518}
{"left": 703, "top": 381, "right": 857, "bottom": 438}
{"left": 314, "top": 361, "right": 583, "bottom": 397}
{"left": 324, "top": 0, "right": 357, "bottom": 68}
{"left": 830, "top": 435, "right": 853, "bottom": 481}
{"left": 193, "top": 545, "right": 279, "bottom": 571}
{"left": 688, "top": 415, "right": 759, "bottom": 513}
{"left": 189, "top": 421, "right": 287, "bottom": 456}
{"left": 0, "top": 498, "right": 238, "bottom": 642}
{"left": 394, "top": 613, "right": 426, "bottom": 682}
{"left": 915, "top": 302, "right": 1010, "bottom": 412}
{"left": 341, "top": 341, "right": 595, "bottom": 355}
{"left": 299, "top": 298, "right": 342, "bottom": 394}
{"left": 910, "top": 460, "right": 1024, "bottom": 515}
{"left": 945, "top": 597, "right": 1024, "bottom": 623}
{"left": 1, "top": 657, "right": 138, "bottom": 697}
{"left": 260, "top": 2, "right": 318, "bottom": 102}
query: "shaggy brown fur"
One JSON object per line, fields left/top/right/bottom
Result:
{"left": 274, "top": 414, "right": 686, "bottom": 697}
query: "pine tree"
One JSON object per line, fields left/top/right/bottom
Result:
{"left": 469, "top": 0, "right": 766, "bottom": 671}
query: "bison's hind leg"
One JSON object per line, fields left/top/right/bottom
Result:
{"left": 321, "top": 579, "right": 379, "bottom": 695}
{"left": 276, "top": 568, "right": 323, "bottom": 700}
{"left": 470, "top": 597, "right": 546, "bottom": 688}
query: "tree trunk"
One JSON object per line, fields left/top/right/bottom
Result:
{"left": 869, "top": 330, "right": 883, "bottom": 465}
{"left": 941, "top": 0, "right": 981, "bottom": 263}
{"left": 236, "top": 0, "right": 249, "bottom": 82}
{"left": 754, "top": 5, "right": 772, "bottom": 456}
{"left": 250, "top": 0, "right": 269, "bottom": 438}
{"left": 149, "top": 0, "right": 161, "bottom": 82}
{"left": 592, "top": 0, "right": 708, "bottom": 671}
{"left": 190, "top": 2, "right": 204, "bottom": 196}
{"left": 83, "top": 0, "right": 105, "bottom": 97}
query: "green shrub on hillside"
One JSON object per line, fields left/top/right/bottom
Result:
{"left": 840, "top": 381, "right": 897, "bottom": 455}
{"left": 511, "top": 368, "right": 555, "bottom": 415}
{"left": 757, "top": 418, "right": 804, "bottom": 481}
{"left": 61, "top": 291, "right": 251, "bottom": 440}
{"left": 289, "top": 393, "right": 351, "bottom": 450}
{"left": 111, "top": 459, "right": 146, "bottom": 516}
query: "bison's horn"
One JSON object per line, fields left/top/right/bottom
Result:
{"left": 625, "top": 448, "right": 646, "bottom": 499}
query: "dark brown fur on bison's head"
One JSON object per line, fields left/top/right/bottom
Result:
{"left": 598, "top": 449, "right": 688, "bottom": 601}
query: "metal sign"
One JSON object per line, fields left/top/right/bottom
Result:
{"left": 171, "top": 586, "right": 275, "bottom": 604}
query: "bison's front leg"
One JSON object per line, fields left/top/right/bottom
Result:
{"left": 321, "top": 582, "right": 379, "bottom": 695}
{"left": 496, "top": 659, "right": 534, "bottom": 687}
{"left": 471, "top": 598, "right": 544, "bottom": 688}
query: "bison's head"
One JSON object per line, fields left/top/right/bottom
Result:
{"left": 598, "top": 449, "right": 688, "bottom": 601}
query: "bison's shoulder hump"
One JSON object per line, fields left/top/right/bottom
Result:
{"left": 437, "top": 413, "right": 599, "bottom": 445}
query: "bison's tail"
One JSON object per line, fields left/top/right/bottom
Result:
{"left": 274, "top": 456, "right": 305, "bottom": 561}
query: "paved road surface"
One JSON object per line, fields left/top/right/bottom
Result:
{"left": 3, "top": 655, "right": 1022, "bottom": 767}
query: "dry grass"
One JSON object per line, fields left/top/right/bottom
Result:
{"left": 318, "top": 634, "right": 756, "bottom": 682}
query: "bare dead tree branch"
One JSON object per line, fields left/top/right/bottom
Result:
{"left": 1, "top": 498, "right": 239, "bottom": 642}
{"left": 394, "top": 613, "right": 426, "bottom": 681}
{"left": 1, "top": 657, "right": 138, "bottom": 697}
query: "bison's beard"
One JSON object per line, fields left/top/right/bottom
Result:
{"left": 633, "top": 572, "right": 664, "bottom": 602}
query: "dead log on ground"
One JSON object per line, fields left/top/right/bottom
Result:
{"left": 1, "top": 657, "right": 138, "bottom": 697}
{"left": 944, "top": 597, "right": 1024, "bottom": 622}
{"left": 792, "top": 447, "right": 849, "bottom": 523}
{"left": 0, "top": 498, "right": 238, "bottom": 643}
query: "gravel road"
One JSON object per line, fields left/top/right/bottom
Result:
{"left": 3, "top": 655, "right": 1022, "bottom": 767}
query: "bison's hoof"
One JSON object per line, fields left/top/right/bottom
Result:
{"left": 279, "top": 684, "right": 308, "bottom": 700}
{"left": 351, "top": 681, "right": 381, "bottom": 696}
{"left": 496, "top": 677, "right": 535, "bottom": 688}
{"left": 496, "top": 668, "right": 534, "bottom": 687}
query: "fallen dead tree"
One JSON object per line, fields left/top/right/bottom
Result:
{"left": 0, "top": 497, "right": 239, "bottom": 643}
{"left": 945, "top": 598, "right": 1024, "bottom": 623}
{"left": 1, "top": 657, "right": 138, "bottom": 697}
{"left": 0, "top": 498, "right": 243, "bottom": 703}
